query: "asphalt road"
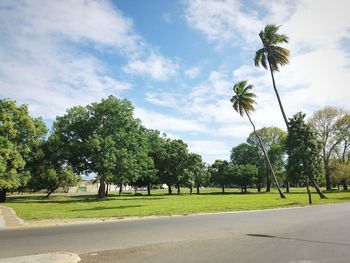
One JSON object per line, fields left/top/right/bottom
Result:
{"left": 1, "top": 203, "right": 350, "bottom": 262}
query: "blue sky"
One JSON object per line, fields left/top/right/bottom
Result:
{"left": 1, "top": 0, "right": 350, "bottom": 163}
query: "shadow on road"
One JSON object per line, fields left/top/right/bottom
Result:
{"left": 246, "top": 234, "right": 350, "bottom": 247}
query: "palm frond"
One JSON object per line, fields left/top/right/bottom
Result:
{"left": 230, "top": 80, "right": 257, "bottom": 117}
{"left": 255, "top": 48, "right": 268, "bottom": 70}
{"left": 258, "top": 24, "right": 290, "bottom": 72}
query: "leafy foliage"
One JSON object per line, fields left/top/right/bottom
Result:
{"left": 286, "top": 112, "right": 323, "bottom": 184}
{"left": 255, "top": 24, "right": 289, "bottom": 72}
{"left": 0, "top": 99, "right": 47, "bottom": 202}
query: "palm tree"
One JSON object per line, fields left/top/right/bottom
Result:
{"left": 230, "top": 80, "right": 285, "bottom": 198}
{"left": 255, "top": 24, "right": 327, "bottom": 199}
{"left": 255, "top": 24, "right": 289, "bottom": 128}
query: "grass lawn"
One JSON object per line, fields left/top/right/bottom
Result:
{"left": 3, "top": 188, "right": 350, "bottom": 221}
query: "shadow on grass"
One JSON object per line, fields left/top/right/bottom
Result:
{"left": 196, "top": 191, "right": 270, "bottom": 196}
{"left": 73, "top": 205, "right": 143, "bottom": 211}
{"left": 331, "top": 196, "right": 350, "bottom": 201}
{"left": 7, "top": 195, "right": 165, "bottom": 204}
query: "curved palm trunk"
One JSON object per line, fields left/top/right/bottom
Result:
{"left": 267, "top": 60, "right": 326, "bottom": 199}
{"left": 245, "top": 109, "right": 286, "bottom": 198}
{"left": 268, "top": 61, "right": 289, "bottom": 129}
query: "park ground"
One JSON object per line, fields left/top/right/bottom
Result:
{"left": 2, "top": 188, "right": 350, "bottom": 223}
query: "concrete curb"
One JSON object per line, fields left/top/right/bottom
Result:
{"left": 0, "top": 206, "right": 25, "bottom": 228}
{"left": 0, "top": 252, "right": 81, "bottom": 263}
{"left": 0, "top": 210, "right": 5, "bottom": 228}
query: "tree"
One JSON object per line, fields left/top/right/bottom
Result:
{"left": 194, "top": 164, "right": 210, "bottom": 194}
{"left": 286, "top": 112, "right": 324, "bottom": 201}
{"left": 0, "top": 99, "right": 47, "bottom": 202}
{"left": 255, "top": 24, "right": 325, "bottom": 196}
{"left": 255, "top": 24, "right": 290, "bottom": 128}
{"left": 52, "top": 96, "right": 145, "bottom": 197}
{"left": 336, "top": 114, "right": 350, "bottom": 163}
{"left": 309, "top": 107, "right": 349, "bottom": 190}
{"left": 28, "top": 136, "right": 79, "bottom": 197}
{"left": 139, "top": 129, "right": 163, "bottom": 195}
{"left": 230, "top": 80, "right": 285, "bottom": 198}
{"left": 184, "top": 153, "right": 209, "bottom": 194}
{"left": 210, "top": 160, "right": 231, "bottom": 193}
{"left": 230, "top": 143, "right": 264, "bottom": 192}
{"left": 157, "top": 139, "right": 189, "bottom": 195}
{"left": 247, "top": 127, "right": 287, "bottom": 191}
{"left": 330, "top": 161, "right": 350, "bottom": 191}
{"left": 232, "top": 164, "right": 258, "bottom": 192}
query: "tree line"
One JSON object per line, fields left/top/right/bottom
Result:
{"left": 0, "top": 96, "right": 277, "bottom": 202}
{"left": 0, "top": 96, "right": 206, "bottom": 202}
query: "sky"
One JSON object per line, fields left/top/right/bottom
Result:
{"left": 0, "top": 0, "right": 350, "bottom": 163}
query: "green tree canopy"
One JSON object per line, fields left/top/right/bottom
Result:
{"left": 52, "top": 96, "right": 148, "bottom": 197}
{"left": 286, "top": 112, "right": 323, "bottom": 185}
{"left": 309, "top": 107, "right": 349, "bottom": 190}
{"left": 210, "top": 160, "right": 231, "bottom": 193}
{"left": 0, "top": 99, "right": 47, "bottom": 202}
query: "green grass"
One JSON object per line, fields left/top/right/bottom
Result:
{"left": 3, "top": 188, "right": 350, "bottom": 221}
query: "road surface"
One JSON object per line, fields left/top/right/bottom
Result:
{"left": 1, "top": 203, "right": 350, "bottom": 262}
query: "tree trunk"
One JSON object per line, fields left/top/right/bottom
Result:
{"left": 306, "top": 178, "right": 312, "bottom": 205}
{"left": 147, "top": 183, "right": 151, "bottom": 196}
{"left": 221, "top": 185, "right": 225, "bottom": 193}
{"left": 168, "top": 185, "right": 172, "bottom": 195}
{"left": 310, "top": 178, "right": 327, "bottom": 199}
{"left": 342, "top": 180, "right": 348, "bottom": 191}
{"left": 118, "top": 183, "right": 123, "bottom": 196}
{"left": 245, "top": 109, "right": 286, "bottom": 199}
{"left": 177, "top": 184, "right": 180, "bottom": 195}
{"left": 98, "top": 179, "right": 106, "bottom": 197}
{"left": 325, "top": 165, "right": 332, "bottom": 191}
{"left": 0, "top": 189, "right": 7, "bottom": 203}
{"left": 257, "top": 183, "right": 261, "bottom": 192}
{"left": 268, "top": 60, "right": 289, "bottom": 129}
{"left": 134, "top": 185, "right": 138, "bottom": 195}
{"left": 45, "top": 187, "right": 58, "bottom": 198}
{"left": 285, "top": 181, "right": 290, "bottom": 193}
{"left": 196, "top": 186, "right": 200, "bottom": 194}
{"left": 189, "top": 186, "right": 192, "bottom": 195}
{"left": 265, "top": 169, "right": 271, "bottom": 192}
{"left": 105, "top": 184, "right": 109, "bottom": 196}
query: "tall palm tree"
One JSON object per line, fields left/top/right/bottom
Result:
{"left": 255, "top": 24, "right": 290, "bottom": 128}
{"left": 255, "top": 24, "right": 327, "bottom": 199}
{"left": 231, "top": 80, "right": 285, "bottom": 198}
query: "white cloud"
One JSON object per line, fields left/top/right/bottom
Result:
{"left": 185, "top": 66, "right": 201, "bottom": 79}
{"left": 187, "top": 140, "right": 231, "bottom": 162}
{"left": 145, "top": 92, "right": 178, "bottom": 108}
{"left": 0, "top": 0, "right": 180, "bottom": 119}
{"left": 231, "top": 0, "right": 350, "bottom": 124}
{"left": 0, "top": 0, "right": 140, "bottom": 118}
{"left": 183, "top": 0, "right": 263, "bottom": 47}
{"left": 102, "top": 77, "right": 133, "bottom": 91}
{"left": 284, "top": 0, "right": 350, "bottom": 53}
{"left": 134, "top": 107, "right": 209, "bottom": 133}
{"left": 0, "top": 0, "right": 140, "bottom": 52}
{"left": 123, "top": 54, "right": 178, "bottom": 81}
